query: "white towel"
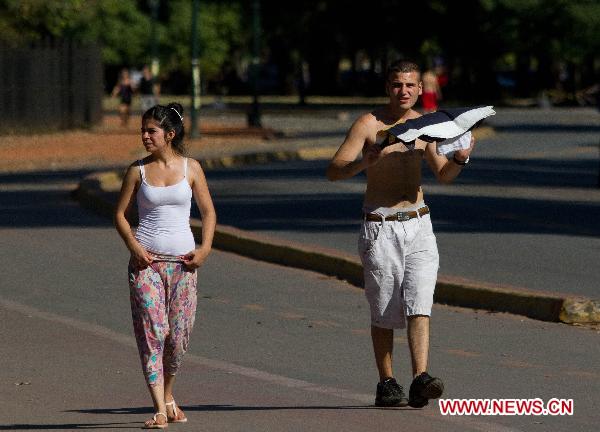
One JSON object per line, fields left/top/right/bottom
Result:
{"left": 436, "top": 131, "right": 472, "bottom": 155}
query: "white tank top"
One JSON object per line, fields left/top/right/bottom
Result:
{"left": 135, "top": 158, "right": 196, "bottom": 256}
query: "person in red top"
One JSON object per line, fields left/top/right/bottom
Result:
{"left": 421, "top": 69, "right": 442, "bottom": 112}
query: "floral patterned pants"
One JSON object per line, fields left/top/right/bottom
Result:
{"left": 128, "top": 260, "right": 197, "bottom": 386}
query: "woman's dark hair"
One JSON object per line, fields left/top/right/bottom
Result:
{"left": 142, "top": 102, "right": 186, "bottom": 155}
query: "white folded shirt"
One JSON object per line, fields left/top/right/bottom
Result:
{"left": 436, "top": 130, "right": 472, "bottom": 155}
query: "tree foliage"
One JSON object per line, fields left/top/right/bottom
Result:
{"left": 0, "top": 0, "right": 242, "bottom": 84}
{"left": 163, "top": 0, "right": 243, "bottom": 81}
{"left": 255, "top": 0, "right": 599, "bottom": 98}
{"left": 1, "top": 0, "right": 598, "bottom": 97}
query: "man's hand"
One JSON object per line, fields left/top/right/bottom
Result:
{"left": 453, "top": 134, "right": 476, "bottom": 162}
{"left": 362, "top": 143, "right": 384, "bottom": 167}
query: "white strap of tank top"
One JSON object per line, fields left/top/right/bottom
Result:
{"left": 138, "top": 158, "right": 186, "bottom": 181}
{"left": 138, "top": 160, "right": 146, "bottom": 181}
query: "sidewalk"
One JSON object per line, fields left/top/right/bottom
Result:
{"left": 2, "top": 299, "right": 454, "bottom": 432}
{"left": 0, "top": 114, "right": 288, "bottom": 173}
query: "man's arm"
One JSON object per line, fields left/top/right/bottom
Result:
{"left": 424, "top": 135, "right": 475, "bottom": 184}
{"left": 326, "top": 115, "right": 382, "bottom": 181}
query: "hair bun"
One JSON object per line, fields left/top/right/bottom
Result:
{"left": 167, "top": 102, "right": 184, "bottom": 121}
{"left": 167, "top": 102, "right": 184, "bottom": 116}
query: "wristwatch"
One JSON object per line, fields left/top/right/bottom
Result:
{"left": 453, "top": 154, "right": 470, "bottom": 165}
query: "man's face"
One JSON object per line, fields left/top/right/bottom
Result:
{"left": 386, "top": 71, "right": 422, "bottom": 109}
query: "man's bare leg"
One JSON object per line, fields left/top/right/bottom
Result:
{"left": 371, "top": 325, "right": 394, "bottom": 380}
{"left": 372, "top": 325, "right": 408, "bottom": 406}
{"left": 407, "top": 315, "right": 430, "bottom": 377}
{"left": 407, "top": 315, "right": 444, "bottom": 407}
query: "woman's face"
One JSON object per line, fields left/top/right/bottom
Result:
{"left": 141, "top": 119, "right": 172, "bottom": 153}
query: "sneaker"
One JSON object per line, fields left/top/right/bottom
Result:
{"left": 375, "top": 378, "right": 409, "bottom": 407}
{"left": 408, "top": 372, "right": 444, "bottom": 408}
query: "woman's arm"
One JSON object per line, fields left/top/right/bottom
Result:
{"left": 184, "top": 159, "right": 217, "bottom": 270}
{"left": 113, "top": 164, "right": 153, "bottom": 268}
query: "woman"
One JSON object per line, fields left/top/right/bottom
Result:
{"left": 114, "top": 103, "right": 216, "bottom": 429}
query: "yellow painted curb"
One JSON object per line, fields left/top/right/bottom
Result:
{"left": 296, "top": 147, "right": 338, "bottom": 161}
{"left": 560, "top": 298, "right": 600, "bottom": 324}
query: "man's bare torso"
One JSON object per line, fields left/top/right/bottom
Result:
{"left": 364, "top": 108, "right": 427, "bottom": 209}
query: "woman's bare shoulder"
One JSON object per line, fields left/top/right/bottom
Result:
{"left": 186, "top": 157, "right": 205, "bottom": 176}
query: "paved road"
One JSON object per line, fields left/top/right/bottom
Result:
{"left": 203, "top": 108, "right": 600, "bottom": 298}
{"left": 2, "top": 159, "right": 600, "bottom": 430}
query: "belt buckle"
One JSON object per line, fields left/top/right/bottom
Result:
{"left": 396, "top": 212, "right": 411, "bottom": 222}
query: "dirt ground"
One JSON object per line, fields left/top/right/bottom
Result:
{"left": 0, "top": 115, "right": 273, "bottom": 173}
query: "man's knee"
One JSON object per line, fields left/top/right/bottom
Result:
{"left": 407, "top": 314, "right": 430, "bottom": 328}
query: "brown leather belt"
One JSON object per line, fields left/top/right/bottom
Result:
{"left": 364, "top": 206, "right": 430, "bottom": 222}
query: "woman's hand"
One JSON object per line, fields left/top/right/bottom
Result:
{"left": 129, "top": 244, "right": 153, "bottom": 270}
{"left": 183, "top": 247, "right": 210, "bottom": 271}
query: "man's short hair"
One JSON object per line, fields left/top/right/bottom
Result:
{"left": 386, "top": 60, "right": 421, "bottom": 81}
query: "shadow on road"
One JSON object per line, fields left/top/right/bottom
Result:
{"left": 2, "top": 156, "right": 600, "bottom": 238}
{"left": 0, "top": 422, "right": 138, "bottom": 430}
{"left": 66, "top": 404, "right": 387, "bottom": 414}
{"left": 0, "top": 402, "right": 406, "bottom": 430}
{"left": 493, "top": 124, "right": 600, "bottom": 133}
{"left": 204, "top": 158, "right": 600, "bottom": 237}
{"left": 0, "top": 169, "right": 114, "bottom": 228}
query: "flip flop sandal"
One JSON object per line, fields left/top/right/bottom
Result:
{"left": 166, "top": 400, "right": 188, "bottom": 423}
{"left": 142, "top": 412, "right": 168, "bottom": 429}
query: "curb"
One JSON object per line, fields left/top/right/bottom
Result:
{"left": 73, "top": 149, "right": 600, "bottom": 326}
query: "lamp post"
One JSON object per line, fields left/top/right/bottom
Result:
{"left": 247, "top": 0, "right": 262, "bottom": 127}
{"left": 190, "top": 0, "right": 201, "bottom": 138}
{"left": 149, "top": 0, "right": 160, "bottom": 78}
{"left": 597, "top": 138, "right": 600, "bottom": 188}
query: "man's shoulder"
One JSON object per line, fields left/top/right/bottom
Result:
{"left": 360, "top": 107, "right": 401, "bottom": 126}
{"left": 351, "top": 111, "right": 380, "bottom": 133}
{"left": 357, "top": 110, "right": 380, "bottom": 123}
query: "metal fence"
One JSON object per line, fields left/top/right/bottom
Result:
{"left": 0, "top": 41, "right": 103, "bottom": 134}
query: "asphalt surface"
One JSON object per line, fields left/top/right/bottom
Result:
{"left": 199, "top": 108, "right": 600, "bottom": 299}
{"left": 2, "top": 148, "right": 600, "bottom": 431}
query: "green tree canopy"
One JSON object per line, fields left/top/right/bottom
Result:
{"left": 2, "top": 0, "right": 598, "bottom": 97}
{"left": 0, "top": 0, "right": 243, "bottom": 84}
{"left": 163, "top": 0, "right": 243, "bottom": 81}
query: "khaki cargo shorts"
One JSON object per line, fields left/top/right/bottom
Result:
{"left": 358, "top": 209, "right": 439, "bottom": 329}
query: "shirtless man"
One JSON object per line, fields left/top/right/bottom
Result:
{"left": 326, "top": 60, "right": 474, "bottom": 408}
{"left": 421, "top": 69, "right": 441, "bottom": 112}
